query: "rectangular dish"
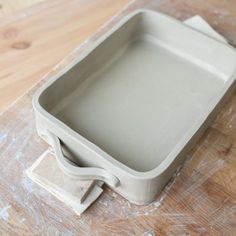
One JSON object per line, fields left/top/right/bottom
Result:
{"left": 33, "top": 10, "right": 236, "bottom": 204}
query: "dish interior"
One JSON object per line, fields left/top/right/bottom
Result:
{"left": 39, "top": 12, "right": 228, "bottom": 172}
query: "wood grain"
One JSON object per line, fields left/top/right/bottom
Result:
{"left": 1, "top": 0, "right": 236, "bottom": 235}
{"left": 0, "top": 0, "right": 130, "bottom": 112}
{"left": 0, "top": 0, "right": 44, "bottom": 17}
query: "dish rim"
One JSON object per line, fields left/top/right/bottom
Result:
{"left": 33, "top": 9, "right": 236, "bottom": 179}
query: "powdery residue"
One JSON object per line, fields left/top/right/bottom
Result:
{"left": 21, "top": 174, "right": 35, "bottom": 194}
{"left": 143, "top": 230, "right": 156, "bottom": 236}
{"left": 0, "top": 133, "right": 7, "bottom": 147}
{"left": 177, "top": 159, "right": 225, "bottom": 201}
{"left": 0, "top": 204, "right": 11, "bottom": 222}
{"left": 0, "top": 1, "right": 235, "bottom": 235}
{"left": 96, "top": 161, "right": 185, "bottom": 219}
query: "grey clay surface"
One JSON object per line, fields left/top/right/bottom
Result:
{"left": 33, "top": 10, "right": 236, "bottom": 204}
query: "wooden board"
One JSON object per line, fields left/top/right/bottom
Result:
{"left": 1, "top": 0, "right": 236, "bottom": 235}
{"left": 0, "top": 0, "right": 130, "bottom": 112}
{"left": 0, "top": 0, "right": 45, "bottom": 17}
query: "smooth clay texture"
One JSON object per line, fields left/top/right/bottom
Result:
{"left": 56, "top": 35, "right": 223, "bottom": 172}
{"left": 34, "top": 11, "right": 236, "bottom": 204}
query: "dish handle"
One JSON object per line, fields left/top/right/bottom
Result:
{"left": 47, "top": 131, "right": 120, "bottom": 188}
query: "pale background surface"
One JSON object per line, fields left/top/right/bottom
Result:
{"left": 0, "top": 0, "right": 129, "bottom": 112}
{"left": 0, "top": 0, "right": 44, "bottom": 17}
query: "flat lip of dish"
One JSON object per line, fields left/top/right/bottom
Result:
{"left": 33, "top": 9, "right": 236, "bottom": 179}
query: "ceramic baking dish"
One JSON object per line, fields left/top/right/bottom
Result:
{"left": 33, "top": 10, "right": 236, "bottom": 205}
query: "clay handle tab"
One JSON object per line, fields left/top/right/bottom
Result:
{"left": 47, "top": 131, "right": 120, "bottom": 188}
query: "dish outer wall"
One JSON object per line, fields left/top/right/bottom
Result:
{"left": 33, "top": 10, "right": 236, "bottom": 205}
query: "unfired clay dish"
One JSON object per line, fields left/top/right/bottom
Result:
{"left": 33, "top": 10, "right": 236, "bottom": 205}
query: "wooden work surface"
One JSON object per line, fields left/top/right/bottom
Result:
{"left": 1, "top": 0, "right": 236, "bottom": 235}
{"left": 0, "top": 0, "right": 44, "bottom": 17}
{"left": 0, "top": 0, "right": 130, "bottom": 112}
